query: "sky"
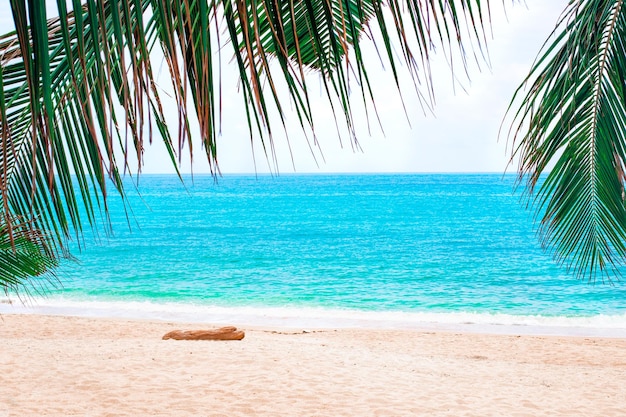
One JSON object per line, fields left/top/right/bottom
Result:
{"left": 0, "top": 1, "right": 570, "bottom": 174}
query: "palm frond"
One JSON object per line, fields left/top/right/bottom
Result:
{"left": 1, "top": 0, "right": 174, "bottom": 292}
{"left": 0, "top": 215, "right": 58, "bottom": 296}
{"left": 0, "top": 0, "right": 492, "bottom": 291}
{"left": 507, "top": 0, "right": 626, "bottom": 281}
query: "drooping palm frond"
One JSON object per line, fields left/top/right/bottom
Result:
{"left": 0, "top": 0, "right": 492, "bottom": 291}
{"left": 1, "top": 0, "right": 175, "bottom": 296}
{"left": 508, "top": 0, "right": 626, "bottom": 281}
{"left": 225, "top": 0, "right": 492, "bottom": 149}
{"left": 0, "top": 215, "right": 58, "bottom": 296}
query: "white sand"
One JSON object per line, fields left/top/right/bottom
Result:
{"left": 1, "top": 313, "right": 625, "bottom": 416}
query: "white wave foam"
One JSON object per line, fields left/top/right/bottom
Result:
{"left": 2, "top": 296, "right": 626, "bottom": 337}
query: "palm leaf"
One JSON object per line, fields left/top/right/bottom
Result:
{"left": 508, "top": 0, "right": 626, "bottom": 281}
{"left": 0, "top": 215, "right": 58, "bottom": 296}
{"left": 1, "top": 0, "right": 176, "bottom": 293}
{"left": 0, "top": 0, "right": 491, "bottom": 292}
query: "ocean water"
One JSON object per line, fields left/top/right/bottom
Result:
{"left": 5, "top": 174, "right": 626, "bottom": 335}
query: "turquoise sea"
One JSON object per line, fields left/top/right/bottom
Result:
{"left": 4, "top": 174, "right": 626, "bottom": 335}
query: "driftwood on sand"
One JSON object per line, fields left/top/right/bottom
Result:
{"left": 162, "top": 326, "right": 245, "bottom": 341}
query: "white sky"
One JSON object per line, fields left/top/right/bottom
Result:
{"left": 0, "top": 1, "right": 569, "bottom": 174}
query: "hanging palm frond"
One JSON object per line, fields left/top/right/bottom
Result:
{"left": 508, "top": 0, "right": 626, "bottom": 281}
{"left": 0, "top": 215, "right": 58, "bottom": 296}
{"left": 0, "top": 0, "right": 491, "bottom": 292}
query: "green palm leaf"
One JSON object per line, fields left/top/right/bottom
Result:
{"left": 0, "top": 215, "right": 58, "bottom": 296}
{"left": 0, "top": 0, "right": 490, "bottom": 292}
{"left": 508, "top": 0, "right": 626, "bottom": 281}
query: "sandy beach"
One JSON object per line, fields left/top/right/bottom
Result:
{"left": 1, "top": 314, "right": 625, "bottom": 416}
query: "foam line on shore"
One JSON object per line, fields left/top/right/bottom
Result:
{"left": 2, "top": 296, "right": 626, "bottom": 337}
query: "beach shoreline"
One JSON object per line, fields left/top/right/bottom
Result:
{"left": 1, "top": 312, "right": 626, "bottom": 416}
{"left": 2, "top": 297, "right": 626, "bottom": 339}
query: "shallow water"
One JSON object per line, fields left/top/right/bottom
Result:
{"left": 7, "top": 174, "right": 626, "bottom": 333}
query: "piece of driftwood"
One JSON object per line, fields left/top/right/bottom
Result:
{"left": 162, "top": 326, "right": 245, "bottom": 341}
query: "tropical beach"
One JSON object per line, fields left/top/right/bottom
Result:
{"left": 3, "top": 173, "right": 626, "bottom": 415}
{"left": 4, "top": 1, "right": 626, "bottom": 416}
{"left": 1, "top": 313, "right": 626, "bottom": 416}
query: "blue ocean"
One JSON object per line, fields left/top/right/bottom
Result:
{"left": 6, "top": 174, "right": 626, "bottom": 335}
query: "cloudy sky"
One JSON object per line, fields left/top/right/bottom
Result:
{"left": 0, "top": 1, "right": 569, "bottom": 174}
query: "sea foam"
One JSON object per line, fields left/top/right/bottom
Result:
{"left": 2, "top": 296, "right": 626, "bottom": 338}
